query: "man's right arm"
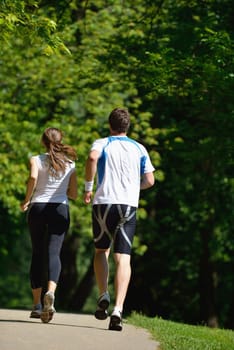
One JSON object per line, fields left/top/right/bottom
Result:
{"left": 84, "top": 149, "right": 100, "bottom": 204}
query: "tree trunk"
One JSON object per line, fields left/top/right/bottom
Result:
{"left": 199, "top": 222, "right": 219, "bottom": 327}
{"left": 57, "top": 232, "right": 80, "bottom": 309}
{"left": 69, "top": 258, "right": 95, "bottom": 311}
{"left": 226, "top": 294, "right": 234, "bottom": 329}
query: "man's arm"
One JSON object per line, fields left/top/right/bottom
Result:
{"left": 84, "top": 149, "right": 100, "bottom": 204}
{"left": 140, "top": 172, "right": 155, "bottom": 190}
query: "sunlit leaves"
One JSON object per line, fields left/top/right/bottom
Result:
{"left": 0, "top": 0, "right": 233, "bottom": 323}
{"left": 0, "top": 0, "right": 69, "bottom": 53}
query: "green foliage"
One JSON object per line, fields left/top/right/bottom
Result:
{"left": 0, "top": 0, "right": 69, "bottom": 53}
{"left": 0, "top": 0, "right": 233, "bottom": 328}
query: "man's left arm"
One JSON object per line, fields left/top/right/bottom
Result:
{"left": 140, "top": 172, "right": 155, "bottom": 190}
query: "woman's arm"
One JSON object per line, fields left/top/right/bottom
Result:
{"left": 20, "top": 157, "right": 38, "bottom": 211}
{"left": 67, "top": 170, "right": 78, "bottom": 200}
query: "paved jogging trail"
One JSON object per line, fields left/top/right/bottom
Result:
{"left": 0, "top": 309, "right": 160, "bottom": 350}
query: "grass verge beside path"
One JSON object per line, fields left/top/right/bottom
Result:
{"left": 128, "top": 312, "right": 234, "bottom": 350}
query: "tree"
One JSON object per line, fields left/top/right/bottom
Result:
{"left": 105, "top": 0, "right": 234, "bottom": 327}
{"left": 0, "top": 0, "right": 69, "bottom": 53}
{"left": 0, "top": 0, "right": 233, "bottom": 329}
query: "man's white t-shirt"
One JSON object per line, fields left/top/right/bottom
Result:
{"left": 91, "top": 136, "right": 155, "bottom": 207}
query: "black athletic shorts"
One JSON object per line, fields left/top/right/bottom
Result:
{"left": 92, "top": 204, "right": 137, "bottom": 255}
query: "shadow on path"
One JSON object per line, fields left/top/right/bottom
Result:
{"left": 0, "top": 308, "right": 160, "bottom": 350}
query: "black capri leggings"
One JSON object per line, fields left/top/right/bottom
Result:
{"left": 27, "top": 203, "right": 70, "bottom": 289}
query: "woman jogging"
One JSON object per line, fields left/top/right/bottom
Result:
{"left": 21, "top": 127, "right": 77, "bottom": 323}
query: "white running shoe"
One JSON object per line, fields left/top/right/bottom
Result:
{"left": 40, "top": 292, "right": 56, "bottom": 323}
{"left": 109, "top": 309, "right": 123, "bottom": 331}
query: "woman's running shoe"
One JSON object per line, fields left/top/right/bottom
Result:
{"left": 40, "top": 291, "right": 56, "bottom": 323}
{"left": 30, "top": 303, "right": 42, "bottom": 318}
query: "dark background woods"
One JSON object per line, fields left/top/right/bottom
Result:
{"left": 0, "top": 0, "right": 233, "bottom": 329}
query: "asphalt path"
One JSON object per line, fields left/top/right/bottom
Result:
{"left": 0, "top": 309, "right": 160, "bottom": 350}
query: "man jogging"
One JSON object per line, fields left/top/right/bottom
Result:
{"left": 84, "top": 108, "right": 155, "bottom": 331}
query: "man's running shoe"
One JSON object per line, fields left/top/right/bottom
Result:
{"left": 108, "top": 309, "right": 123, "bottom": 331}
{"left": 30, "top": 303, "right": 42, "bottom": 318}
{"left": 40, "top": 291, "right": 56, "bottom": 323}
{"left": 94, "top": 292, "right": 110, "bottom": 320}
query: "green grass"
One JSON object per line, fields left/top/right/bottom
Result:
{"left": 127, "top": 313, "right": 234, "bottom": 350}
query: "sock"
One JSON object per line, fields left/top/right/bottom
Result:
{"left": 46, "top": 291, "right": 54, "bottom": 296}
{"left": 113, "top": 306, "right": 122, "bottom": 314}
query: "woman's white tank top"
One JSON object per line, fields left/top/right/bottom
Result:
{"left": 30, "top": 154, "right": 75, "bottom": 204}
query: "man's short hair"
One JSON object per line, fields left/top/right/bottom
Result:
{"left": 108, "top": 108, "right": 130, "bottom": 133}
